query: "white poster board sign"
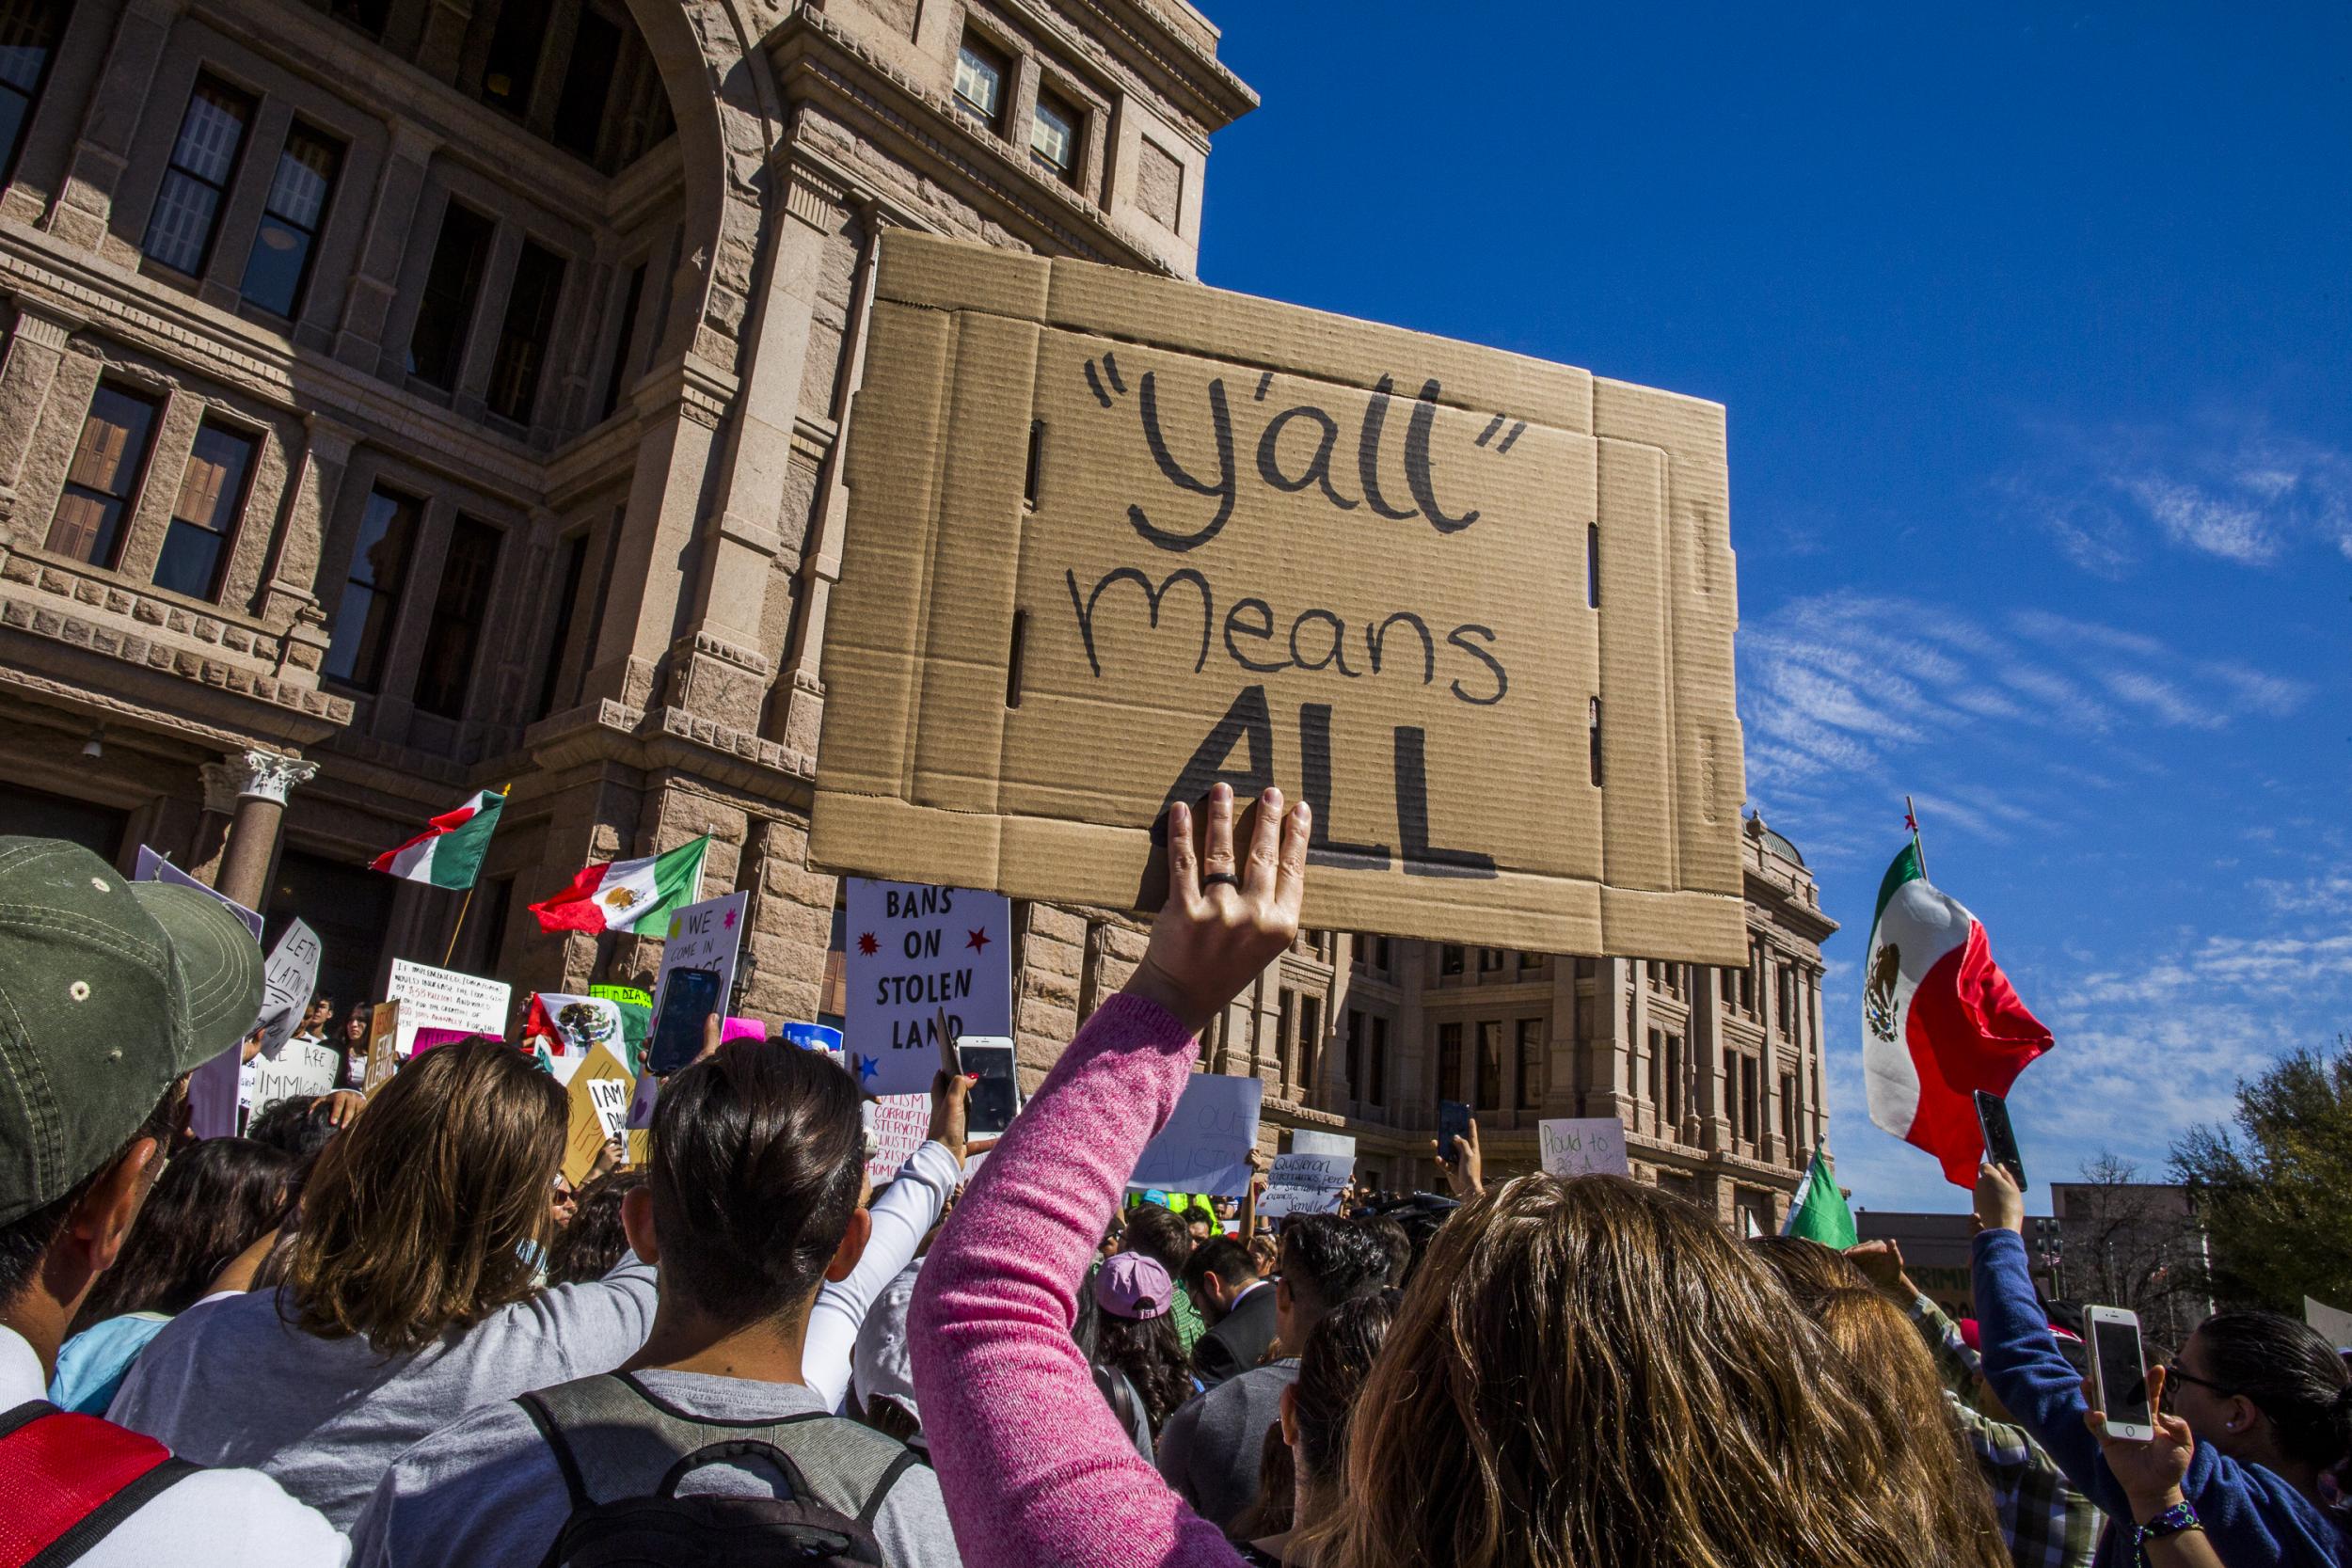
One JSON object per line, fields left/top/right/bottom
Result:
{"left": 1258, "top": 1150, "right": 1354, "bottom": 1218}
{"left": 1289, "top": 1130, "right": 1356, "bottom": 1159}
{"left": 250, "top": 1037, "right": 342, "bottom": 1119}
{"left": 648, "top": 892, "right": 750, "bottom": 1059}
{"left": 865, "top": 1093, "right": 932, "bottom": 1186}
{"left": 1129, "top": 1073, "right": 1263, "bottom": 1197}
{"left": 388, "top": 958, "right": 511, "bottom": 1056}
{"left": 1539, "top": 1117, "right": 1632, "bottom": 1179}
{"left": 254, "top": 918, "right": 323, "bottom": 1055}
{"left": 843, "top": 879, "right": 1012, "bottom": 1096}
{"left": 586, "top": 1074, "right": 635, "bottom": 1140}
{"left": 136, "top": 847, "right": 262, "bottom": 1140}
{"left": 2307, "top": 1296, "right": 2352, "bottom": 1350}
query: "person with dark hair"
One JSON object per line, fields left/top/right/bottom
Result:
{"left": 1158, "top": 1214, "right": 1390, "bottom": 1533}
{"left": 245, "top": 1092, "right": 359, "bottom": 1171}
{"left": 49, "top": 1137, "right": 298, "bottom": 1415}
{"left": 0, "top": 836, "right": 342, "bottom": 1563}
{"left": 347, "top": 1036, "right": 960, "bottom": 1568}
{"left": 111, "top": 1036, "right": 651, "bottom": 1532}
{"left": 1236, "top": 1289, "right": 1401, "bottom": 1566}
{"left": 1975, "top": 1161, "right": 2352, "bottom": 1567}
{"left": 1350, "top": 1213, "right": 1412, "bottom": 1290}
{"left": 1081, "top": 1252, "right": 1194, "bottom": 1453}
{"left": 545, "top": 1168, "right": 644, "bottom": 1288}
{"left": 1122, "top": 1200, "right": 1205, "bottom": 1354}
{"left": 1184, "top": 1235, "right": 1275, "bottom": 1391}
{"left": 335, "top": 1009, "right": 373, "bottom": 1090}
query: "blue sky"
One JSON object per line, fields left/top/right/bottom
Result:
{"left": 1195, "top": 3, "right": 2352, "bottom": 1212}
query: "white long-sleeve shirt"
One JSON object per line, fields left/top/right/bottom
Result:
{"left": 802, "top": 1139, "right": 961, "bottom": 1410}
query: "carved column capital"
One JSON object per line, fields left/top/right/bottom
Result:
{"left": 207, "top": 748, "right": 318, "bottom": 806}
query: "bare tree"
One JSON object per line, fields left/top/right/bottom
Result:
{"left": 2054, "top": 1151, "right": 2213, "bottom": 1351}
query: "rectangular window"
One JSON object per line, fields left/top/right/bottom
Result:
{"left": 152, "top": 420, "right": 257, "bottom": 600}
{"left": 1518, "top": 949, "right": 1539, "bottom": 971}
{"left": 1030, "top": 88, "right": 1078, "bottom": 180}
{"left": 1517, "top": 1019, "right": 1543, "bottom": 1110}
{"left": 412, "top": 515, "right": 501, "bottom": 718}
{"left": 952, "top": 33, "right": 1008, "bottom": 126}
{"left": 1478, "top": 947, "right": 1503, "bottom": 973}
{"left": 47, "top": 384, "right": 162, "bottom": 568}
{"left": 533, "top": 530, "right": 588, "bottom": 717}
{"left": 1440, "top": 944, "right": 1465, "bottom": 976}
{"left": 1782, "top": 1074, "right": 1798, "bottom": 1152}
{"left": 0, "top": 0, "right": 65, "bottom": 185}
{"left": 1743, "top": 1055, "right": 1760, "bottom": 1143}
{"left": 1375, "top": 934, "right": 1391, "bottom": 972}
{"left": 324, "top": 487, "right": 420, "bottom": 690}
{"left": 1723, "top": 1049, "right": 1740, "bottom": 1139}
{"left": 326, "top": 0, "right": 391, "bottom": 37}
{"left": 598, "top": 261, "right": 646, "bottom": 420}
{"left": 1646, "top": 1027, "right": 1662, "bottom": 1115}
{"left": 1276, "top": 988, "right": 1295, "bottom": 1090}
{"left": 1437, "top": 1022, "right": 1462, "bottom": 1103}
{"left": 1345, "top": 1009, "right": 1363, "bottom": 1099}
{"left": 240, "top": 122, "right": 342, "bottom": 318}
{"left": 553, "top": 6, "right": 622, "bottom": 160}
{"left": 144, "top": 77, "right": 254, "bottom": 276}
{"left": 481, "top": 0, "right": 547, "bottom": 118}
{"left": 1369, "top": 1016, "right": 1387, "bottom": 1106}
{"left": 405, "top": 200, "right": 495, "bottom": 389}
{"left": 1666, "top": 1034, "right": 1684, "bottom": 1128}
{"left": 1475, "top": 1021, "right": 1502, "bottom": 1110}
{"left": 1299, "top": 996, "right": 1321, "bottom": 1093}
{"left": 486, "top": 240, "right": 565, "bottom": 422}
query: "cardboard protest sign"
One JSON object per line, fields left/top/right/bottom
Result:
{"left": 362, "top": 1002, "right": 400, "bottom": 1097}
{"left": 1258, "top": 1151, "right": 1354, "bottom": 1219}
{"left": 811, "top": 232, "right": 1748, "bottom": 964}
{"left": 646, "top": 892, "right": 748, "bottom": 1072}
{"left": 137, "top": 847, "right": 262, "bottom": 1138}
{"left": 561, "top": 1044, "right": 636, "bottom": 1186}
{"left": 253, "top": 919, "right": 323, "bottom": 1055}
{"left": 842, "top": 879, "right": 1012, "bottom": 1096}
{"left": 387, "top": 959, "right": 509, "bottom": 1056}
{"left": 1129, "top": 1073, "right": 1262, "bottom": 1197}
{"left": 1539, "top": 1117, "right": 1632, "bottom": 1179}
{"left": 865, "top": 1093, "right": 932, "bottom": 1186}
{"left": 250, "top": 1038, "right": 341, "bottom": 1119}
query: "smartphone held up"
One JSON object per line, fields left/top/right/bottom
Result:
{"left": 1974, "top": 1089, "right": 2026, "bottom": 1191}
{"left": 2086, "top": 1305, "right": 2154, "bottom": 1443}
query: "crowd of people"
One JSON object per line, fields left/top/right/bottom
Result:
{"left": 4, "top": 791, "right": 2349, "bottom": 1566}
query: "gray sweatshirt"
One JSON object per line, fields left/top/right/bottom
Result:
{"left": 108, "top": 1261, "right": 657, "bottom": 1531}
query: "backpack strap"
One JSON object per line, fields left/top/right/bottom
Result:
{"left": 516, "top": 1390, "right": 593, "bottom": 1516}
{"left": 856, "top": 1449, "right": 919, "bottom": 1531}
{"left": 0, "top": 1402, "right": 198, "bottom": 1568}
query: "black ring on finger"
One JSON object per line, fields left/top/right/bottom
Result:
{"left": 1201, "top": 871, "right": 1242, "bottom": 889}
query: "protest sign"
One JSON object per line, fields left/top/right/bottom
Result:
{"left": 842, "top": 879, "right": 1012, "bottom": 1096}
{"left": 250, "top": 1037, "right": 341, "bottom": 1118}
{"left": 387, "top": 959, "right": 509, "bottom": 1056}
{"left": 362, "top": 1002, "right": 400, "bottom": 1097}
{"left": 1129, "top": 1073, "right": 1263, "bottom": 1197}
{"left": 865, "top": 1093, "right": 932, "bottom": 1186}
{"left": 810, "top": 232, "right": 1748, "bottom": 964}
{"left": 561, "top": 1044, "right": 636, "bottom": 1186}
{"left": 1259, "top": 1151, "right": 1354, "bottom": 1218}
{"left": 721, "top": 1016, "right": 767, "bottom": 1044}
{"left": 1289, "top": 1130, "right": 1357, "bottom": 1159}
{"left": 253, "top": 919, "right": 323, "bottom": 1055}
{"left": 1539, "top": 1117, "right": 1632, "bottom": 1178}
{"left": 646, "top": 892, "right": 748, "bottom": 1071}
{"left": 588, "top": 984, "right": 650, "bottom": 1009}
{"left": 137, "top": 847, "right": 261, "bottom": 1138}
{"left": 2306, "top": 1296, "right": 2352, "bottom": 1350}
{"left": 782, "top": 1022, "right": 844, "bottom": 1063}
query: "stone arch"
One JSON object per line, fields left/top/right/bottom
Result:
{"left": 614, "top": 0, "right": 784, "bottom": 377}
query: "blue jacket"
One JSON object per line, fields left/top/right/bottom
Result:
{"left": 1973, "top": 1227, "right": 2352, "bottom": 1568}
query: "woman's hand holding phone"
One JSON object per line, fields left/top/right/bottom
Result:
{"left": 1974, "top": 1159, "right": 2026, "bottom": 1234}
{"left": 2088, "top": 1366, "right": 2195, "bottom": 1521}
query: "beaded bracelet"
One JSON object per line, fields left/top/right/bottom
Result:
{"left": 2135, "top": 1498, "right": 2201, "bottom": 1544}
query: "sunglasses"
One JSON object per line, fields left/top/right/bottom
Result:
{"left": 2165, "top": 1360, "right": 2230, "bottom": 1398}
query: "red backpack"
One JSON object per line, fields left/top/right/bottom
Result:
{"left": 0, "top": 1400, "right": 198, "bottom": 1568}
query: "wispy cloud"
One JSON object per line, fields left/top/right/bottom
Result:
{"left": 2007, "top": 413, "right": 2352, "bottom": 574}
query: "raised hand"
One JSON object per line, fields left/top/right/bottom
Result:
{"left": 1124, "top": 783, "right": 1310, "bottom": 1036}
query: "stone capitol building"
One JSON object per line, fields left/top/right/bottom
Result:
{"left": 0, "top": 0, "right": 1835, "bottom": 1225}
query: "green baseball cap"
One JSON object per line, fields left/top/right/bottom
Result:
{"left": 0, "top": 836, "right": 265, "bottom": 1226}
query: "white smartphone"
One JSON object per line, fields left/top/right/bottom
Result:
{"left": 956, "top": 1037, "right": 1021, "bottom": 1138}
{"left": 2086, "top": 1305, "right": 2153, "bottom": 1442}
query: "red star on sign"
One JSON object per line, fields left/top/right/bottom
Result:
{"left": 723, "top": 909, "right": 738, "bottom": 928}
{"left": 966, "top": 927, "right": 992, "bottom": 953}
{"left": 857, "top": 932, "right": 879, "bottom": 956}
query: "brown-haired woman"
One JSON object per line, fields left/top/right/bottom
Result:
{"left": 911, "top": 784, "right": 1989, "bottom": 1568}
{"left": 109, "top": 1037, "right": 660, "bottom": 1531}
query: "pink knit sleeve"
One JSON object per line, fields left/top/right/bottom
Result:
{"left": 909, "top": 991, "right": 1246, "bottom": 1568}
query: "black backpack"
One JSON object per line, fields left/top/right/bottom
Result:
{"left": 516, "top": 1372, "right": 922, "bottom": 1568}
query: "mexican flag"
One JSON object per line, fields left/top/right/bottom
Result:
{"left": 530, "top": 835, "right": 709, "bottom": 936}
{"left": 371, "top": 789, "right": 505, "bottom": 889}
{"left": 1784, "top": 1143, "right": 1858, "bottom": 1248}
{"left": 1862, "top": 841, "right": 2053, "bottom": 1187}
{"left": 522, "top": 992, "right": 627, "bottom": 1056}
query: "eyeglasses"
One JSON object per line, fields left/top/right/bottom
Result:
{"left": 2165, "top": 1360, "right": 2231, "bottom": 1398}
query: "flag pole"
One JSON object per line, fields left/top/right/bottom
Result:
{"left": 1905, "top": 794, "right": 1929, "bottom": 881}
{"left": 441, "top": 783, "right": 513, "bottom": 969}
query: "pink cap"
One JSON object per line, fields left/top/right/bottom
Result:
{"left": 1096, "top": 1252, "right": 1175, "bottom": 1320}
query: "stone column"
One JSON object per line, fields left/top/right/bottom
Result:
{"left": 1691, "top": 966, "right": 1728, "bottom": 1153}
{"left": 0, "top": 299, "right": 84, "bottom": 542}
{"left": 206, "top": 749, "right": 317, "bottom": 912}
{"left": 256, "top": 415, "right": 360, "bottom": 668}
{"left": 337, "top": 120, "right": 442, "bottom": 373}
{"left": 1809, "top": 971, "right": 1827, "bottom": 1148}
{"left": 43, "top": 0, "right": 182, "bottom": 258}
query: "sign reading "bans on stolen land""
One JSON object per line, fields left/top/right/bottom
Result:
{"left": 812, "top": 233, "right": 1747, "bottom": 964}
